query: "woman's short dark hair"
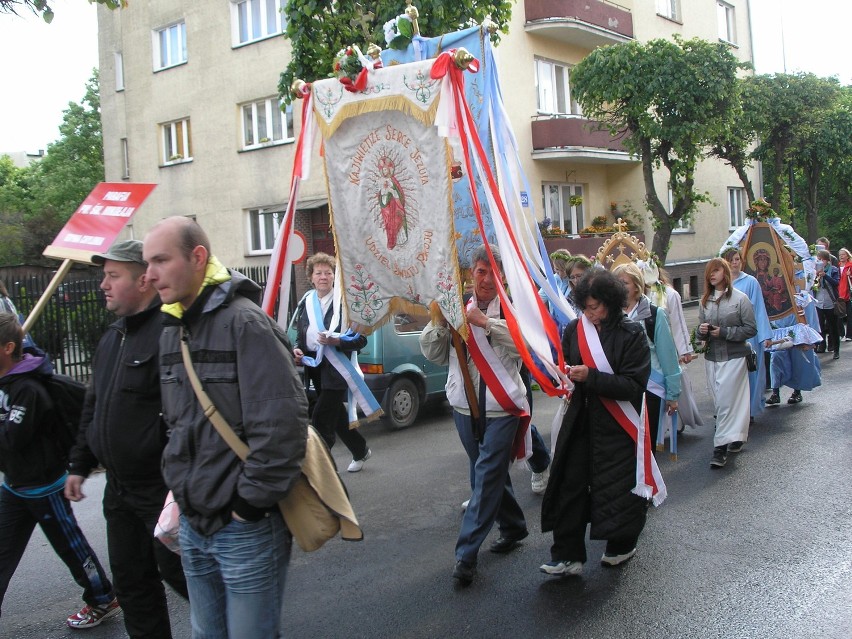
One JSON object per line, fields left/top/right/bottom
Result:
{"left": 572, "top": 269, "right": 626, "bottom": 319}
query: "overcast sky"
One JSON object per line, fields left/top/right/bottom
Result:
{"left": 0, "top": 0, "right": 850, "bottom": 154}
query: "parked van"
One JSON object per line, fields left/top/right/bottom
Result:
{"left": 288, "top": 310, "right": 448, "bottom": 429}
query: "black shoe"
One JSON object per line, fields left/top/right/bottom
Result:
{"left": 787, "top": 391, "right": 803, "bottom": 404}
{"left": 452, "top": 560, "right": 476, "bottom": 586}
{"left": 490, "top": 530, "right": 529, "bottom": 554}
{"left": 815, "top": 344, "right": 826, "bottom": 353}
{"left": 710, "top": 445, "right": 728, "bottom": 468}
{"left": 766, "top": 392, "right": 780, "bottom": 405}
{"left": 727, "top": 441, "right": 744, "bottom": 453}
{"left": 833, "top": 352, "right": 840, "bottom": 360}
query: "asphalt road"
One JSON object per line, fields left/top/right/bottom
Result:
{"left": 2, "top": 306, "right": 851, "bottom": 639}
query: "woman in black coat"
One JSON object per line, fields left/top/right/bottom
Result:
{"left": 540, "top": 268, "right": 653, "bottom": 577}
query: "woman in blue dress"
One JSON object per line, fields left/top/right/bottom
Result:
{"left": 722, "top": 248, "right": 773, "bottom": 419}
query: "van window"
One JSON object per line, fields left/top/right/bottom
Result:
{"left": 393, "top": 312, "right": 431, "bottom": 334}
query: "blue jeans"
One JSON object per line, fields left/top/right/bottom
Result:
{"left": 454, "top": 411, "right": 527, "bottom": 564}
{"left": 179, "top": 513, "right": 291, "bottom": 639}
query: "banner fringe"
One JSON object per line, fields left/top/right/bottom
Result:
{"left": 314, "top": 94, "right": 442, "bottom": 139}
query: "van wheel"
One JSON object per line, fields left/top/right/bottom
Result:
{"left": 383, "top": 378, "right": 420, "bottom": 429}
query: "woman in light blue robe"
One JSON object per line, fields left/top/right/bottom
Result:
{"left": 723, "top": 248, "right": 773, "bottom": 418}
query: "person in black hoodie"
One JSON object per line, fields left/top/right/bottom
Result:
{"left": 65, "top": 240, "right": 187, "bottom": 638}
{"left": 0, "top": 312, "right": 119, "bottom": 629}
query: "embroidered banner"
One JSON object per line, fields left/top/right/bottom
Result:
{"left": 315, "top": 61, "right": 465, "bottom": 331}
{"left": 381, "top": 26, "right": 497, "bottom": 267}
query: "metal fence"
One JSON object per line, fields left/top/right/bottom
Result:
{"left": 1, "top": 264, "right": 274, "bottom": 383}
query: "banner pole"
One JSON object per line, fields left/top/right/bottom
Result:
{"left": 22, "top": 259, "right": 74, "bottom": 333}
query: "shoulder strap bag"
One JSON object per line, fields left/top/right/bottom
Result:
{"left": 180, "top": 329, "right": 363, "bottom": 552}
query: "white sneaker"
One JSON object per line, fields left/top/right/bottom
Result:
{"left": 347, "top": 449, "right": 372, "bottom": 472}
{"left": 601, "top": 547, "right": 636, "bottom": 566}
{"left": 530, "top": 468, "right": 549, "bottom": 495}
{"left": 539, "top": 560, "right": 583, "bottom": 576}
{"left": 461, "top": 499, "right": 470, "bottom": 510}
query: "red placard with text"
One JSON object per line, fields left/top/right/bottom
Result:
{"left": 43, "top": 182, "right": 157, "bottom": 262}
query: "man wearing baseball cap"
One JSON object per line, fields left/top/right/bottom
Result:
{"left": 65, "top": 239, "right": 187, "bottom": 637}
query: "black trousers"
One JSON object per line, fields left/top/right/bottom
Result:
{"left": 0, "top": 486, "right": 114, "bottom": 615}
{"left": 548, "top": 414, "right": 642, "bottom": 563}
{"left": 103, "top": 479, "right": 187, "bottom": 639}
{"left": 305, "top": 366, "right": 369, "bottom": 460}
{"left": 816, "top": 306, "right": 841, "bottom": 354}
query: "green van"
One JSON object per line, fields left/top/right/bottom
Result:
{"left": 288, "top": 311, "right": 448, "bottom": 429}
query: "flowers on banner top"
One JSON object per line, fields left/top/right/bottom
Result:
{"left": 333, "top": 44, "right": 383, "bottom": 93}
{"left": 383, "top": 13, "right": 414, "bottom": 50}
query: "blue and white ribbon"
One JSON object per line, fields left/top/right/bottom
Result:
{"left": 302, "top": 289, "right": 382, "bottom": 425}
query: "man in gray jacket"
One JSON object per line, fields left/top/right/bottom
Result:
{"left": 143, "top": 217, "right": 307, "bottom": 638}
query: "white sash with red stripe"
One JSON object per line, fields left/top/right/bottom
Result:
{"left": 577, "top": 315, "right": 667, "bottom": 506}
{"left": 464, "top": 297, "right": 532, "bottom": 461}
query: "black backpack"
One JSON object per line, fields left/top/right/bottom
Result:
{"left": 38, "top": 373, "right": 87, "bottom": 460}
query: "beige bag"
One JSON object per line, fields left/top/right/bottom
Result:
{"left": 180, "top": 333, "right": 362, "bottom": 552}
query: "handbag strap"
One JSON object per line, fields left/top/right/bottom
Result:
{"left": 180, "top": 328, "right": 249, "bottom": 461}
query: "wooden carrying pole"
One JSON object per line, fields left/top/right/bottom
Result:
{"left": 21, "top": 259, "right": 74, "bottom": 334}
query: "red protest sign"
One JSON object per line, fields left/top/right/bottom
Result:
{"left": 42, "top": 182, "right": 157, "bottom": 262}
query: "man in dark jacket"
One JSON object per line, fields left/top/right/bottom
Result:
{"left": 0, "top": 313, "right": 119, "bottom": 629}
{"left": 65, "top": 239, "right": 187, "bottom": 638}
{"left": 143, "top": 217, "right": 308, "bottom": 638}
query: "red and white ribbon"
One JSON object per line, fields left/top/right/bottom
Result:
{"left": 576, "top": 315, "right": 667, "bottom": 506}
{"left": 464, "top": 297, "right": 532, "bottom": 462}
{"left": 262, "top": 89, "right": 317, "bottom": 324}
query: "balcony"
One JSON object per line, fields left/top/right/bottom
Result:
{"left": 531, "top": 116, "right": 635, "bottom": 164}
{"left": 524, "top": 0, "right": 634, "bottom": 48}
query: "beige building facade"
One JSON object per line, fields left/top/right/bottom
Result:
{"left": 97, "top": 0, "right": 759, "bottom": 300}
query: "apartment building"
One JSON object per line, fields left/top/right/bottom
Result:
{"left": 97, "top": 0, "right": 758, "bottom": 300}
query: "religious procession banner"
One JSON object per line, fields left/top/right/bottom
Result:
{"left": 313, "top": 59, "right": 466, "bottom": 331}
{"left": 721, "top": 213, "right": 821, "bottom": 347}
{"left": 262, "top": 33, "right": 569, "bottom": 398}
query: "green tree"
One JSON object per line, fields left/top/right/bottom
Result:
{"left": 278, "top": 0, "right": 514, "bottom": 103}
{"left": 0, "top": 71, "right": 104, "bottom": 265}
{"left": 793, "top": 90, "right": 852, "bottom": 242}
{"left": 571, "top": 36, "right": 745, "bottom": 261}
{"left": 744, "top": 72, "right": 840, "bottom": 230}
{"left": 706, "top": 81, "right": 757, "bottom": 203}
{"left": 0, "top": 156, "right": 29, "bottom": 264}
{"left": 0, "top": 0, "right": 124, "bottom": 23}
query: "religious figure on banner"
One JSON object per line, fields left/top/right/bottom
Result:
{"left": 375, "top": 153, "right": 409, "bottom": 249}
{"left": 748, "top": 244, "right": 789, "bottom": 317}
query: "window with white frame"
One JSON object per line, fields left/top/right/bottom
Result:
{"left": 656, "top": 0, "right": 680, "bottom": 21}
{"left": 121, "top": 138, "right": 130, "bottom": 179}
{"left": 160, "top": 118, "right": 192, "bottom": 164}
{"left": 231, "top": 0, "right": 287, "bottom": 46}
{"left": 535, "top": 58, "right": 581, "bottom": 116}
{"left": 717, "top": 1, "right": 736, "bottom": 43}
{"left": 665, "top": 185, "right": 692, "bottom": 232}
{"left": 153, "top": 21, "right": 187, "bottom": 70}
{"left": 728, "top": 187, "right": 747, "bottom": 228}
{"left": 542, "top": 184, "right": 584, "bottom": 234}
{"left": 241, "top": 98, "right": 294, "bottom": 149}
{"left": 247, "top": 207, "right": 283, "bottom": 254}
{"left": 114, "top": 52, "right": 124, "bottom": 91}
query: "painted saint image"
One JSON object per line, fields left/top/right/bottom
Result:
{"left": 377, "top": 155, "right": 408, "bottom": 249}
{"left": 748, "top": 246, "right": 788, "bottom": 317}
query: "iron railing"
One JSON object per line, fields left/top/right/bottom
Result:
{"left": 1, "top": 265, "right": 276, "bottom": 383}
